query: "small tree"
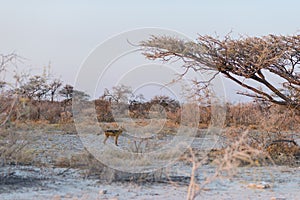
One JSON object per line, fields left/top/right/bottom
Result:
{"left": 59, "top": 84, "right": 90, "bottom": 101}
{"left": 15, "top": 75, "right": 51, "bottom": 120}
{"left": 150, "top": 95, "right": 180, "bottom": 112}
{"left": 17, "top": 75, "right": 50, "bottom": 101}
{"left": 48, "top": 79, "right": 62, "bottom": 102}
{"left": 73, "top": 90, "right": 90, "bottom": 101}
{"left": 59, "top": 84, "right": 74, "bottom": 101}
{"left": 100, "top": 84, "right": 133, "bottom": 103}
{"left": 141, "top": 34, "right": 300, "bottom": 109}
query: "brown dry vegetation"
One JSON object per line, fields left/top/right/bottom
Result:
{"left": 2, "top": 92, "right": 299, "bottom": 130}
{"left": 1, "top": 94, "right": 300, "bottom": 169}
{"left": 1, "top": 33, "right": 300, "bottom": 199}
{"left": 0, "top": 50, "right": 300, "bottom": 200}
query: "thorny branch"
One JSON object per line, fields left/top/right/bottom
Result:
{"left": 140, "top": 34, "right": 300, "bottom": 109}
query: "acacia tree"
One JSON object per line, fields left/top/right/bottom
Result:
{"left": 18, "top": 75, "right": 50, "bottom": 101}
{"left": 48, "top": 79, "right": 62, "bottom": 102}
{"left": 59, "top": 84, "right": 74, "bottom": 100}
{"left": 100, "top": 84, "right": 133, "bottom": 103}
{"left": 59, "top": 84, "right": 90, "bottom": 101}
{"left": 140, "top": 34, "right": 300, "bottom": 109}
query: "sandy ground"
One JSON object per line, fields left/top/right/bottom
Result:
{"left": 1, "top": 129, "right": 300, "bottom": 200}
{"left": 1, "top": 165, "right": 300, "bottom": 200}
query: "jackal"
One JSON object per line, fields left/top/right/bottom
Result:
{"left": 103, "top": 127, "right": 125, "bottom": 146}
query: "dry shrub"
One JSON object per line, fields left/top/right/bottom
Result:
{"left": 259, "top": 104, "right": 300, "bottom": 132}
{"left": 222, "top": 127, "right": 266, "bottom": 150}
{"left": 219, "top": 102, "right": 300, "bottom": 167}
{"left": 3, "top": 91, "right": 299, "bottom": 132}
{"left": 53, "top": 150, "right": 105, "bottom": 171}
{"left": 0, "top": 130, "right": 33, "bottom": 166}
{"left": 97, "top": 167, "right": 165, "bottom": 183}
{"left": 166, "top": 109, "right": 181, "bottom": 125}
{"left": 53, "top": 148, "right": 165, "bottom": 183}
{"left": 1, "top": 96, "right": 72, "bottom": 125}
{"left": 266, "top": 141, "right": 300, "bottom": 166}
{"left": 216, "top": 126, "right": 300, "bottom": 167}
{"left": 0, "top": 96, "right": 29, "bottom": 125}
{"left": 26, "top": 101, "right": 67, "bottom": 123}
{"left": 225, "top": 102, "right": 300, "bottom": 132}
{"left": 198, "top": 106, "right": 211, "bottom": 125}
{"left": 48, "top": 142, "right": 165, "bottom": 183}
{"left": 185, "top": 147, "right": 207, "bottom": 200}
{"left": 226, "top": 102, "right": 262, "bottom": 127}
{"left": 39, "top": 101, "right": 62, "bottom": 123}
{"left": 212, "top": 131, "right": 269, "bottom": 168}
{"left": 59, "top": 111, "right": 73, "bottom": 124}
{"left": 185, "top": 131, "right": 271, "bottom": 200}
{"left": 94, "top": 99, "right": 114, "bottom": 122}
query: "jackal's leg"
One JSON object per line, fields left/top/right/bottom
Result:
{"left": 115, "top": 135, "right": 119, "bottom": 146}
{"left": 103, "top": 135, "right": 109, "bottom": 144}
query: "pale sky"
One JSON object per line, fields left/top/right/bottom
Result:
{"left": 1, "top": 0, "right": 299, "bottom": 102}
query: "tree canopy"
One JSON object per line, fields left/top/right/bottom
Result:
{"left": 140, "top": 34, "right": 300, "bottom": 109}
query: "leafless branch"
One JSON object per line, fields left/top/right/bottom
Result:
{"left": 140, "top": 34, "right": 300, "bottom": 109}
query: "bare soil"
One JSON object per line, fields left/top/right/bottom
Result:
{"left": 1, "top": 165, "right": 300, "bottom": 200}
{"left": 1, "top": 126, "right": 300, "bottom": 200}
